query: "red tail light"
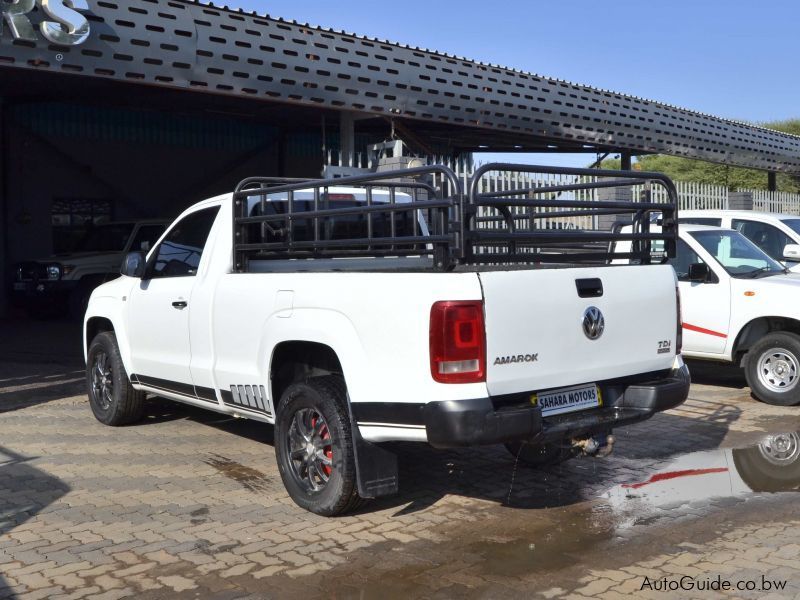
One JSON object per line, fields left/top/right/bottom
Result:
{"left": 430, "top": 301, "right": 486, "bottom": 384}
{"left": 676, "top": 286, "right": 683, "bottom": 354}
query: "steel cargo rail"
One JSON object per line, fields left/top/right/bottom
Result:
{"left": 466, "top": 163, "right": 678, "bottom": 264}
{"left": 232, "top": 163, "right": 679, "bottom": 271}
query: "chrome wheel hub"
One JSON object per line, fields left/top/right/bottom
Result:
{"left": 757, "top": 348, "right": 799, "bottom": 393}
{"left": 758, "top": 432, "right": 800, "bottom": 466}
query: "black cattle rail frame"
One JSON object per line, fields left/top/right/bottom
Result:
{"left": 232, "top": 163, "right": 679, "bottom": 272}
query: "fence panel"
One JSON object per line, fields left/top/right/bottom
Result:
{"left": 749, "top": 189, "right": 800, "bottom": 214}
{"left": 324, "top": 152, "right": 800, "bottom": 218}
{"left": 654, "top": 181, "right": 728, "bottom": 211}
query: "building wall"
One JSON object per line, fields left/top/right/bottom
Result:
{"left": 0, "top": 101, "right": 328, "bottom": 315}
{"left": 6, "top": 132, "right": 280, "bottom": 262}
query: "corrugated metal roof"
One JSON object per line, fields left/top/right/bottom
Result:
{"left": 184, "top": 0, "right": 798, "bottom": 143}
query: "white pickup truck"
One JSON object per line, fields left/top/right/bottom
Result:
{"left": 680, "top": 210, "right": 800, "bottom": 272}
{"left": 83, "top": 164, "right": 689, "bottom": 515}
{"left": 618, "top": 223, "right": 800, "bottom": 406}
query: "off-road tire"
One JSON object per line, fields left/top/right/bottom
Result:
{"left": 504, "top": 440, "right": 573, "bottom": 468}
{"left": 744, "top": 332, "right": 800, "bottom": 406}
{"left": 732, "top": 432, "right": 800, "bottom": 492}
{"left": 275, "top": 375, "right": 363, "bottom": 516}
{"left": 86, "top": 331, "right": 145, "bottom": 425}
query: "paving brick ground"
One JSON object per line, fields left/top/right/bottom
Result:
{"left": 2, "top": 319, "right": 800, "bottom": 599}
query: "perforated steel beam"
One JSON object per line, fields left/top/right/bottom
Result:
{"left": 1, "top": 0, "right": 799, "bottom": 173}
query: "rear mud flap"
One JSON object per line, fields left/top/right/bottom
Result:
{"left": 347, "top": 405, "right": 399, "bottom": 498}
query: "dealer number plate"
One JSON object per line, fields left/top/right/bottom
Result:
{"left": 531, "top": 383, "right": 602, "bottom": 417}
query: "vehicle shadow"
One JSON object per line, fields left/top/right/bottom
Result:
{"left": 0, "top": 446, "right": 71, "bottom": 597}
{"left": 371, "top": 404, "right": 741, "bottom": 515}
{"left": 0, "top": 317, "right": 84, "bottom": 367}
{"left": 0, "top": 367, "right": 85, "bottom": 413}
{"left": 0, "top": 316, "right": 85, "bottom": 413}
{"left": 686, "top": 359, "right": 749, "bottom": 389}
{"left": 137, "top": 399, "right": 275, "bottom": 442}
{"left": 150, "top": 400, "right": 740, "bottom": 517}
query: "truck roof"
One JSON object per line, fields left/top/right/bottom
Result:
{"left": 621, "top": 223, "right": 733, "bottom": 235}
{"left": 678, "top": 223, "right": 736, "bottom": 233}
{"left": 681, "top": 209, "right": 800, "bottom": 221}
{"left": 245, "top": 186, "right": 412, "bottom": 201}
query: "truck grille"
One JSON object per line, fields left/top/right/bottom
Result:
{"left": 16, "top": 262, "right": 47, "bottom": 282}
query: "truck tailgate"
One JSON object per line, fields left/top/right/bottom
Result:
{"left": 480, "top": 265, "right": 678, "bottom": 396}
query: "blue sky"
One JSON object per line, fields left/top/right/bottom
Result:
{"left": 232, "top": 1, "right": 799, "bottom": 165}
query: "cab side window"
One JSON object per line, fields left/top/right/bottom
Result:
{"left": 131, "top": 224, "right": 167, "bottom": 253}
{"left": 668, "top": 240, "right": 705, "bottom": 281}
{"left": 149, "top": 207, "right": 220, "bottom": 278}
{"left": 732, "top": 219, "right": 792, "bottom": 262}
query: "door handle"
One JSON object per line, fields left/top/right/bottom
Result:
{"left": 172, "top": 300, "right": 188, "bottom": 309}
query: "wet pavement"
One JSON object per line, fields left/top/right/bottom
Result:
{"left": 1, "top": 319, "right": 800, "bottom": 599}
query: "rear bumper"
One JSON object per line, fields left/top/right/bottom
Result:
{"left": 422, "top": 363, "right": 690, "bottom": 448}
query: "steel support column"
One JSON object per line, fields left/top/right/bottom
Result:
{"left": 340, "top": 111, "right": 356, "bottom": 167}
{"left": 620, "top": 153, "right": 632, "bottom": 171}
{"left": 768, "top": 171, "right": 777, "bottom": 192}
{"left": 0, "top": 98, "right": 7, "bottom": 317}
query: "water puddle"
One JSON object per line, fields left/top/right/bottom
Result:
{"left": 601, "top": 431, "right": 800, "bottom": 529}
{"left": 189, "top": 507, "right": 209, "bottom": 525}
{"left": 460, "top": 432, "right": 800, "bottom": 575}
{"left": 202, "top": 454, "right": 271, "bottom": 493}
{"left": 219, "top": 433, "right": 800, "bottom": 598}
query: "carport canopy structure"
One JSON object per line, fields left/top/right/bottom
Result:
{"left": 0, "top": 0, "right": 798, "bottom": 173}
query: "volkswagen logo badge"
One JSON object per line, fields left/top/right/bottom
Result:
{"left": 582, "top": 306, "right": 605, "bottom": 340}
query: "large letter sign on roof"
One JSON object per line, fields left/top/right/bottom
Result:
{"left": 1, "top": 0, "right": 90, "bottom": 46}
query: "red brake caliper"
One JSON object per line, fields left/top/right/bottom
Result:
{"left": 311, "top": 414, "right": 333, "bottom": 477}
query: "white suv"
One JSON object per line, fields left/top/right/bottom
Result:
{"left": 680, "top": 210, "right": 800, "bottom": 271}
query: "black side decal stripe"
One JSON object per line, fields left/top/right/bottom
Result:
{"left": 351, "top": 403, "right": 426, "bottom": 426}
{"left": 132, "top": 374, "right": 218, "bottom": 404}
{"left": 195, "top": 386, "right": 218, "bottom": 402}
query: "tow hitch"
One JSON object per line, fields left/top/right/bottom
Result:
{"left": 572, "top": 433, "right": 615, "bottom": 457}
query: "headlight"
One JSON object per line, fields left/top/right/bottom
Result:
{"left": 62, "top": 264, "right": 76, "bottom": 276}
{"left": 46, "top": 264, "right": 62, "bottom": 280}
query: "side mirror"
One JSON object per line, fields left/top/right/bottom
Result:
{"left": 783, "top": 244, "right": 800, "bottom": 261}
{"left": 688, "top": 262, "right": 710, "bottom": 283}
{"left": 121, "top": 252, "right": 146, "bottom": 278}
{"left": 140, "top": 240, "right": 151, "bottom": 252}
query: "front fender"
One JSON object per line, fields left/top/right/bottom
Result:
{"left": 82, "top": 285, "right": 135, "bottom": 371}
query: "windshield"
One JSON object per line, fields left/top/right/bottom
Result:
{"left": 75, "top": 224, "right": 135, "bottom": 252}
{"left": 781, "top": 219, "right": 800, "bottom": 237}
{"left": 689, "top": 230, "right": 786, "bottom": 278}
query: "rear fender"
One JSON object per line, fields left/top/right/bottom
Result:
{"left": 261, "top": 309, "right": 398, "bottom": 498}
{"left": 260, "top": 308, "right": 369, "bottom": 405}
